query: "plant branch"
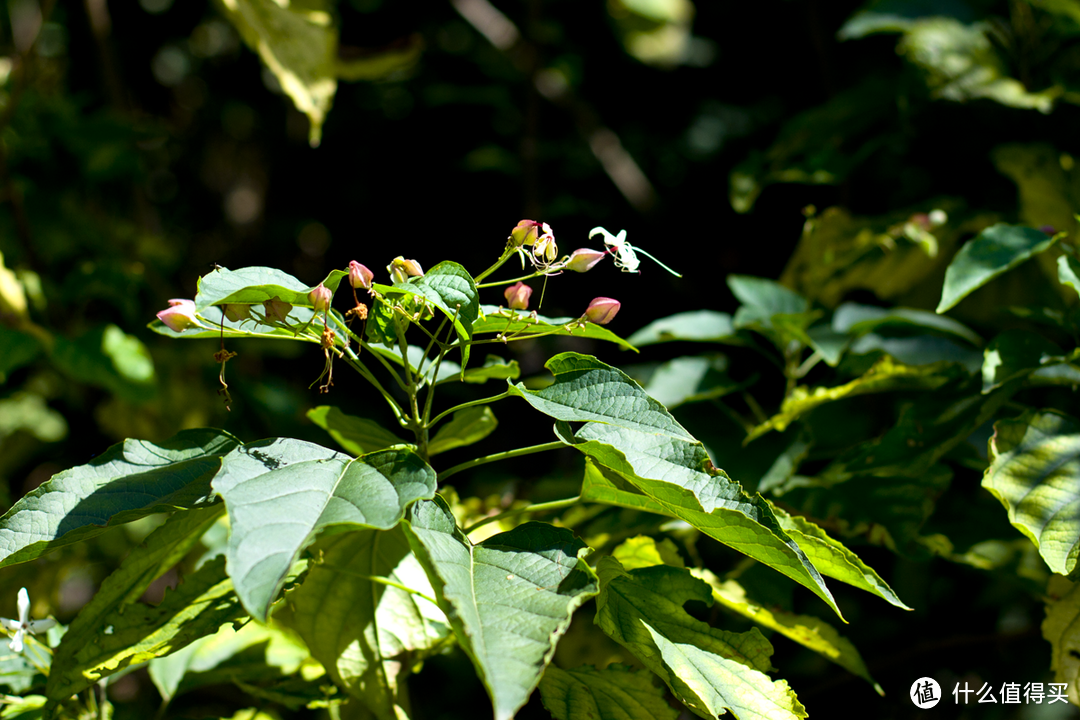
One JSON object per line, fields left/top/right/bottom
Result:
{"left": 428, "top": 390, "right": 510, "bottom": 428}
{"left": 438, "top": 440, "right": 564, "bottom": 482}
{"left": 464, "top": 494, "right": 582, "bottom": 534}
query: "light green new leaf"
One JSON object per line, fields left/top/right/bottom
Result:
{"left": 627, "top": 310, "right": 739, "bottom": 347}
{"left": 307, "top": 406, "right": 407, "bottom": 456}
{"left": 52, "top": 325, "right": 157, "bottom": 402}
{"left": 278, "top": 527, "right": 450, "bottom": 720}
{"left": 747, "top": 357, "right": 957, "bottom": 441}
{"left": 429, "top": 406, "right": 498, "bottom": 456}
{"left": 213, "top": 439, "right": 436, "bottom": 621}
{"left": 1043, "top": 575, "right": 1080, "bottom": 704}
{"left": 46, "top": 556, "right": 243, "bottom": 700}
{"left": 984, "top": 410, "right": 1080, "bottom": 575}
{"left": 215, "top": 0, "right": 338, "bottom": 146}
{"left": 936, "top": 224, "right": 1059, "bottom": 313}
{"left": 374, "top": 261, "right": 480, "bottom": 368}
{"left": 148, "top": 620, "right": 311, "bottom": 703}
{"left": 0, "top": 428, "right": 239, "bottom": 569}
{"left": 539, "top": 665, "right": 678, "bottom": 720}
{"left": 1059, "top": 254, "right": 1080, "bottom": 297}
{"left": 595, "top": 558, "right": 807, "bottom": 720}
{"left": 473, "top": 305, "right": 636, "bottom": 352}
{"left": 403, "top": 496, "right": 599, "bottom": 720}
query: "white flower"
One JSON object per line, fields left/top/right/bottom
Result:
{"left": 2, "top": 588, "right": 55, "bottom": 653}
{"left": 588, "top": 227, "right": 682, "bottom": 277}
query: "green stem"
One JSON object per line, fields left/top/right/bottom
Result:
{"left": 476, "top": 269, "right": 548, "bottom": 289}
{"left": 439, "top": 440, "right": 564, "bottom": 483}
{"left": 341, "top": 351, "right": 407, "bottom": 425}
{"left": 428, "top": 390, "right": 510, "bottom": 428}
{"left": 463, "top": 495, "right": 582, "bottom": 534}
{"left": 474, "top": 247, "right": 517, "bottom": 284}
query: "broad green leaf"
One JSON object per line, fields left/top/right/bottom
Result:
{"left": 374, "top": 262, "right": 480, "bottom": 368}
{"left": 1043, "top": 575, "right": 1080, "bottom": 704}
{"left": 627, "top": 310, "right": 738, "bottom": 346}
{"left": 195, "top": 266, "right": 348, "bottom": 313}
{"left": 767, "top": 503, "right": 909, "bottom": 609}
{"left": 278, "top": 527, "right": 449, "bottom": 720}
{"left": 0, "top": 428, "right": 239, "bottom": 569}
{"left": 215, "top": 0, "right": 338, "bottom": 146}
{"left": 728, "top": 275, "right": 815, "bottom": 348}
{"left": 1059, "top": 254, "right": 1080, "bottom": 296}
{"left": 635, "top": 355, "right": 742, "bottom": 409}
{"left": 595, "top": 558, "right": 807, "bottom": 720}
{"left": 747, "top": 357, "right": 957, "bottom": 441}
{"left": 805, "top": 325, "right": 849, "bottom": 367}
{"left": 48, "top": 506, "right": 225, "bottom": 699}
{"left": 473, "top": 305, "right": 636, "bottom": 352}
{"left": 612, "top": 535, "right": 687, "bottom": 570}
{"left": 149, "top": 617, "right": 312, "bottom": 703}
{"left": 45, "top": 556, "right": 243, "bottom": 700}
{"left": 936, "top": 224, "right": 1059, "bottom": 313}
{"left": 984, "top": 410, "right": 1080, "bottom": 575}
{"left": 456, "top": 355, "right": 520, "bottom": 384}
{"left": 981, "top": 330, "right": 1068, "bottom": 393}
{"left": 539, "top": 665, "right": 678, "bottom": 720}
{"left": 429, "top": 406, "right": 498, "bottom": 456}
{"left": 403, "top": 496, "right": 599, "bottom": 720}
{"left": 506, "top": 352, "right": 695, "bottom": 441}
{"left": 832, "top": 302, "right": 982, "bottom": 345}
{"left": 569, "top": 434, "right": 843, "bottom": 618}
{"left": 307, "top": 406, "right": 406, "bottom": 456}
{"left": 696, "top": 570, "right": 882, "bottom": 694}
{"left": 213, "top": 439, "right": 437, "bottom": 621}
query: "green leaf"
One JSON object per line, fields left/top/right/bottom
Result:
{"left": 278, "top": 527, "right": 450, "bottom": 719}
{"left": 937, "top": 224, "right": 1059, "bottom": 313}
{"left": 983, "top": 410, "right": 1080, "bottom": 575}
{"left": 48, "top": 506, "right": 226, "bottom": 699}
{"left": 473, "top": 305, "right": 636, "bottom": 352}
{"left": 539, "top": 665, "right": 678, "bottom": 720}
{"left": 636, "top": 355, "right": 743, "bottom": 409}
{"left": 1059, "top": 254, "right": 1080, "bottom": 296}
{"left": 213, "top": 440, "right": 437, "bottom": 622}
{"left": 403, "top": 496, "right": 599, "bottom": 720}
{"left": 52, "top": 325, "right": 157, "bottom": 402}
{"left": 981, "top": 330, "right": 1068, "bottom": 393}
{"left": 307, "top": 406, "right": 407, "bottom": 456}
{"left": 747, "top": 357, "right": 957, "bottom": 441}
{"left": 214, "top": 0, "right": 339, "bottom": 146}
{"left": 506, "top": 352, "right": 695, "bottom": 441}
{"left": 0, "top": 429, "right": 239, "bottom": 569}
{"left": 45, "top": 555, "right": 243, "bottom": 700}
{"left": 728, "top": 276, "right": 815, "bottom": 348}
{"left": 149, "top": 615, "right": 313, "bottom": 703}
{"left": 457, "top": 355, "right": 521, "bottom": 384}
{"left": 1043, "top": 575, "right": 1080, "bottom": 702}
{"left": 627, "top": 310, "right": 738, "bottom": 346}
{"left": 196, "top": 266, "right": 348, "bottom": 312}
{"left": 374, "top": 262, "right": 480, "bottom": 368}
{"left": 595, "top": 558, "right": 807, "bottom": 720}
{"left": 429, "top": 406, "right": 498, "bottom": 456}
{"left": 848, "top": 333, "right": 983, "bottom": 372}
{"left": 833, "top": 302, "right": 982, "bottom": 345}
{"left": 0, "top": 326, "right": 40, "bottom": 381}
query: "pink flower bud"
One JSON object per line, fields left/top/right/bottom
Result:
{"left": 157, "top": 299, "right": 203, "bottom": 332}
{"left": 503, "top": 281, "right": 532, "bottom": 310}
{"left": 223, "top": 304, "right": 252, "bottom": 322}
{"left": 388, "top": 257, "right": 424, "bottom": 284}
{"left": 585, "top": 297, "right": 620, "bottom": 325}
{"left": 566, "top": 248, "right": 606, "bottom": 273}
{"left": 309, "top": 283, "right": 333, "bottom": 312}
{"left": 509, "top": 219, "right": 543, "bottom": 247}
{"left": 348, "top": 261, "right": 374, "bottom": 290}
{"left": 264, "top": 297, "right": 292, "bottom": 323}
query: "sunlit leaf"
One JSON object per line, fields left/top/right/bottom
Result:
{"left": 307, "top": 406, "right": 407, "bottom": 456}
{"left": 456, "top": 355, "right": 520, "bottom": 384}
{"left": 213, "top": 440, "right": 436, "bottom": 621}
{"left": 278, "top": 527, "right": 449, "bottom": 719}
{"left": 403, "top": 496, "right": 599, "bottom": 720}
{"left": 937, "top": 224, "right": 1059, "bottom": 313}
{"left": 981, "top": 329, "right": 1070, "bottom": 393}
{"left": 539, "top": 664, "right": 678, "bottom": 720}
{"left": 0, "top": 429, "right": 239, "bottom": 569}
{"left": 984, "top": 410, "right": 1080, "bottom": 575}
{"left": 595, "top": 558, "right": 807, "bottom": 720}
{"left": 473, "top": 305, "right": 636, "bottom": 352}
{"left": 429, "top": 406, "right": 498, "bottom": 456}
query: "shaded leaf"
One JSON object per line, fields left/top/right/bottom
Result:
{"left": 1043, "top": 575, "right": 1080, "bottom": 704}
{"left": 635, "top": 355, "right": 743, "bottom": 409}
{"left": 0, "top": 327, "right": 40, "bottom": 381}
{"left": 51, "top": 325, "right": 157, "bottom": 402}
{"left": 457, "top": 355, "right": 520, "bottom": 384}
{"left": 278, "top": 527, "right": 449, "bottom": 719}
{"left": 595, "top": 558, "right": 807, "bottom": 720}
{"left": 627, "top": 311, "right": 738, "bottom": 346}
{"left": 213, "top": 439, "right": 436, "bottom": 621}
{"left": 473, "top": 305, "right": 636, "bottom": 352}
{"left": 981, "top": 330, "right": 1068, "bottom": 393}
{"left": 539, "top": 665, "right": 678, "bottom": 720}
{"left": 984, "top": 410, "right": 1080, "bottom": 575}
{"left": 832, "top": 302, "right": 982, "bottom": 345}
{"left": 403, "top": 496, "right": 599, "bottom": 720}
{"left": 307, "top": 406, "right": 406, "bottom": 456}
{"left": 0, "top": 429, "right": 239, "bottom": 569}
{"left": 429, "top": 406, "right": 498, "bottom": 456}
{"left": 937, "top": 224, "right": 1059, "bottom": 313}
